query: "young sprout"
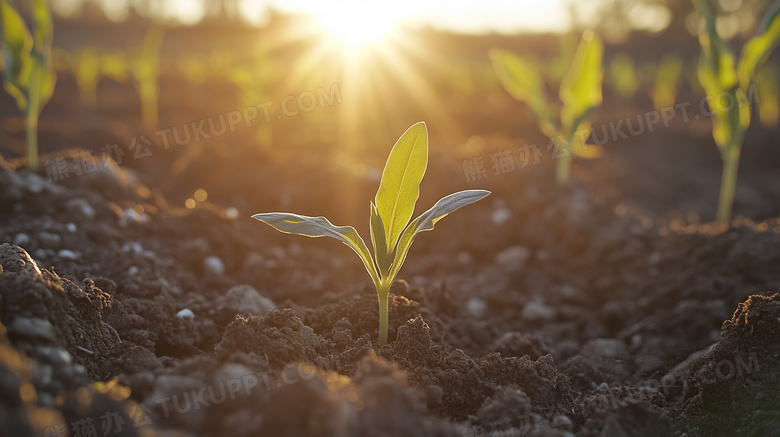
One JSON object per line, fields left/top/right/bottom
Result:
{"left": 73, "top": 48, "right": 100, "bottom": 109}
{"left": 608, "top": 53, "right": 640, "bottom": 102}
{"left": 692, "top": 0, "right": 780, "bottom": 224}
{"left": 651, "top": 55, "right": 684, "bottom": 111}
{"left": 490, "top": 31, "right": 604, "bottom": 185}
{"left": 130, "top": 25, "right": 163, "bottom": 130}
{"left": 1, "top": 0, "right": 56, "bottom": 169}
{"left": 252, "top": 122, "right": 490, "bottom": 344}
{"left": 755, "top": 63, "right": 779, "bottom": 127}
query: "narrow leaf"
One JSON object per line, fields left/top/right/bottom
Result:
{"left": 375, "top": 122, "right": 428, "bottom": 252}
{"left": 693, "top": 0, "right": 738, "bottom": 91}
{"left": 369, "top": 202, "right": 391, "bottom": 277}
{"left": 389, "top": 190, "right": 490, "bottom": 280}
{"left": 252, "top": 213, "right": 379, "bottom": 286}
{"left": 489, "top": 49, "right": 556, "bottom": 135}
{"left": 737, "top": 1, "right": 780, "bottom": 88}
{"left": 560, "top": 31, "right": 603, "bottom": 138}
{"left": 0, "top": 0, "right": 32, "bottom": 107}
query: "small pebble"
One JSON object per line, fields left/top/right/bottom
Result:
{"left": 495, "top": 246, "right": 531, "bottom": 272}
{"left": 66, "top": 223, "right": 77, "bottom": 233}
{"left": 127, "top": 266, "right": 140, "bottom": 275}
{"left": 176, "top": 309, "right": 195, "bottom": 319}
{"left": 203, "top": 256, "right": 225, "bottom": 276}
{"left": 13, "top": 233, "right": 30, "bottom": 246}
{"left": 38, "top": 232, "right": 62, "bottom": 248}
{"left": 225, "top": 207, "right": 239, "bottom": 220}
{"left": 122, "top": 242, "right": 143, "bottom": 253}
{"left": 491, "top": 208, "right": 512, "bottom": 225}
{"left": 521, "top": 300, "right": 556, "bottom": 322}
{"left": 57, "top": 250, "right": 79, "bottom": 260}
{"left": 466, "top": 297, "right": 487, "bottom": 319}
{"left": 8, "top": 317, "right": 56, "bottom": 342}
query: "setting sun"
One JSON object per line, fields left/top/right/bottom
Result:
{"left": 312, "top": 4, "right": 401, "bottom": 48}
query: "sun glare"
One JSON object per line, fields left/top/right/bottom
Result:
{"left": 313, "top": 5, "right": 401, "bottom": 49}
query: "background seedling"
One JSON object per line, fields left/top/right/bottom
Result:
{"left": 1, "top": 0, "right": 56, "bottom": 169}
{"left": 490, "top": 31, "right": 604, "bottom": 185}
{"left": 651, "top": 54, "right": 684, "bottom": 110}
{"left": 608, "top": 53, "right": 640, "bottom": 102}
{"left": 252, "top": 122, "right": 490, "bottom": 344}
{"left": 130, "top": 25, "right": 163, "bottom": 130}
{"left": 692, "top": 0, "right": 780, "bottom": 224}
{"left": 755, "top": 62, "right": 779, "bottom": 127}
{"left": 72, "top": 48, "right": 100, "bottom": 109}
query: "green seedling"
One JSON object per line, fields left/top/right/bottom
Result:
{"left": 1, "top": 0, "right": 56, "bottom": 169}
{"left": 608, "top": 53, "right": 640, "bottom": 101}
{"left": 651, "top": 55, "right": 684, "bottom": 110}
{"left": 130, "top": 25, "right": 163, "bottom": 130}
{"left": 755, "top": 63, "right": 779, "bottom": 126}
{"left": 101, "top": 52, "right": 128, "bottom": 83}
{"left": 692, "top": 0, "right": 780, "bottom": 224}
{"left": 227, "top": 46, "right": 279, "bottom": 147}
{"left": 252, "top": 122, "right": 490, "bottom": 344}
{"left": 73, "top": 48, "right": 100, "bottom": 109}
{"left": 490, "top": 31, "right": 604, "bottom": 185}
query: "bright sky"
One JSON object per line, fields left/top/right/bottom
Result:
{"left": 53, "top": 0, "right": 576, "bottom": 33}
{"left": 265, "top": 0, "right": 574, "bottom": 33}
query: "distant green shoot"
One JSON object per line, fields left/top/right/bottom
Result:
{"left": 252, "top": 122, "right": 490, "bottom": 344}
{"left": 73, "top": 48, "right": 100, "bottom": 109}
{"left": 651, "top": 55, "right": 684, "bottom": 110}
{"left": 1, "top": 0, "right": 56, "bottom": 169}
{"left": 490, "top": 31, "right": 604, "bottom": 185}
{"left": 130, "top": 25, "right": 163, "bottom": 130}
{"left": 608, "top": 53, "right": 640, "bottom": 101}
{"left": 692, "top": 0, "right": 780, "bottom": 224}
{"left": 755, "top": 63, "right": 779, "bottom": 126}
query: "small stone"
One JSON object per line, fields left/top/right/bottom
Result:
{"left": 122, "top": 242, "right": 143, "bottom": 253}
{"left": 426, "top": 385, "right": 443, "bottom": 408}
{"left": 57, "top": 249, "right": 79, "bottom": 260}
{"left": 13, "top": 233, "right": 30, "bottom": 246}
{"left": 456, "top": 251, "right": 473, "bottom": 265}
{"left": 552, "top": 415, "right": 573, "bottom": 431}
{"left": 8, "top": 317, "right": 56, "bottom": 342}
{"left": 66, "top": 223, "right": 77, "bottom": 233}
{"left": 38, "top": 232, "right": 62, "bottom": 248}
{"left": 203, "top": 256, "right": 225, "bottom": 276}
{"left": 582, "top": 338, "right": 627, "bottom": 360}
{"left": 491, "top": 208, "right": 512, "bottom": 225}
{"left": 466, "top": 297, "right": 487, "bottom": 319}
{"left": 225, "top": 207, "right": 239, "bottom": 220}
{"left": 127, "top": 266, "right": 140, "bottom": 275}
{"left": 176, "top": 309, "right": 195, "bottom": 319}
{"left": 495, "top": 246, "right": 531, "bottom": 272}
{"left": 222, "top": 285, "right": 276, "bottom": 317}
{"left": 65, "top": 198, "right": 96, "bottom": 220}
{"left": 521, "top": 300, "right": 556, "bottom": 322}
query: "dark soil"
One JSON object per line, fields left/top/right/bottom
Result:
{"left": 1, "top": 41, "right": 780, "bottom": 437}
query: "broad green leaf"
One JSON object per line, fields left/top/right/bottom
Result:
{"left": 489, "top": 48, "right": 555, "bottom": 135}
{"left": 1, "top": 0, "right": 32, "bottom": 107}
{"left": 369, "top": 202, "right": 391, "bottom": 277}
{"left": 375, "top": 122, "right": 428, "bottom": 252}
{"left": 389, "top": 190, "right": 490, "bottom": 280}
{"left": 737, "top": 1, "right": 780, "bottom": 89}
{"left": 560, "top": 31, "right": 603, "bottom": 139}
{"left": 252, "top": 213, "right": 379, "bottom": 286}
